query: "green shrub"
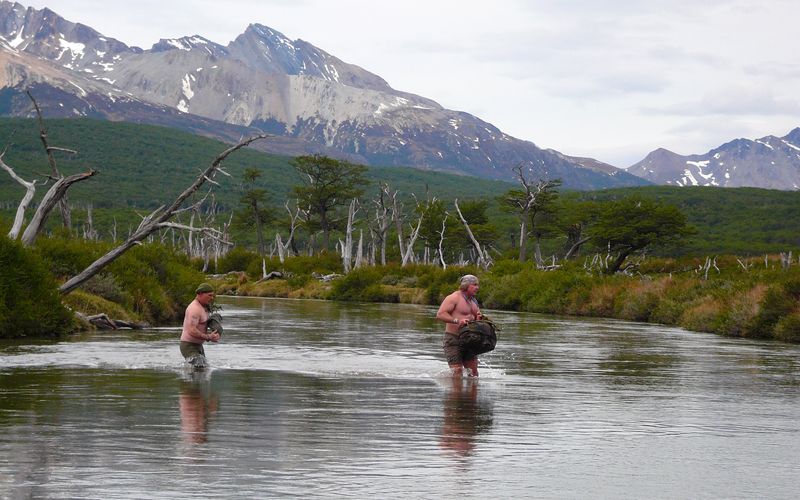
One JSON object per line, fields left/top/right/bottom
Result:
{"left": 747, "top": 284, "right": 797, "bottom": 338}
{"left": 774, "top": 312, "right": 800, "bottom": 342}
{"left": 0, "top": 238, "right": 73, "bottom": 338}
{"left": 216, "top": 247, "right": 261, "bottom": 274}
{"left": 330, "top": 267, "right": 386, "bottom": 301}
{"left": 34, "top": 236, "right": 105, "bottom": 279}
{"left": 82, "top": 272, "right": 129, "bottom": 304}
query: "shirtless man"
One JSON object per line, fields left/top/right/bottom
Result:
{"left": 180, "top": 283, "right": 220, "bottom": 363}
{"left": 436, "top": 274, "right": 483, "bottom": 377}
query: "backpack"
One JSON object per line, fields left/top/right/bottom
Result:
{"left": 457, "top": 319, "right": 498, "bottom": 358}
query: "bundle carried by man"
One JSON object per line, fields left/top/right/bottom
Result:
{"left": 457, "top": 317, "right": 498, "bottom": 359}
{"left": 207, "top": 312, "right": 223, "bottom": 337}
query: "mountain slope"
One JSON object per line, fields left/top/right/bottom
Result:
{"left": 626, "top": 129, "right": 800, "bottom": 190}
{"left": 0, "top": 1, "right": 645, "bottom": 189}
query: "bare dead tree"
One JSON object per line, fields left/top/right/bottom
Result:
{"left": 389, "top": 187, "right": 408, "bottom": 261}
{"left": 355, "top": 229, "right": 365, "bottom": 269}
{"left": 340, "top": 198, "right": 361, "bottom": 273}
{"left": 2, "top": 147, "right": 97, "bottom": 245}
{"left": 401, "top": 211, "right": 424, "bottom": 267}
{"left": 369, "top": 183, "right": 393, "bottom": 265}
{"left": 28, "top": 90, "right": 76, "bottom": 230}
{"left": 437, "top": 213, "right": 449, "bottom": 268}
{"left": 83, "top": 204, "right": 98, "bottom": 241}
{"left": 20, "top": 169, "right": 97, "bottom": 246}
{"left": 59, "top": 135, "right": 267, "bottom": 295}
{"left": 276, "top": 200, "right": 303, "bottom": 264}
{"left": 1, "top": 148, "right": 38, "bottom": 240}
{"left": 502, "top": 164, "right": 561, "bottom": 263}
{"left": 454, "top": 198, "right": 492, "bottom": 269}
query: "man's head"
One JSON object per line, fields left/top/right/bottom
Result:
{"left": 195, "top": 283, "right": 215, "bottom": 305}
{"left": 459, "top": 274, "right": 479, "bottom": 295}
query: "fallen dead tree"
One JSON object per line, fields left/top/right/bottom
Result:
{"left": 59, "top": 134, "right": 268, "bottom": 295}
{"left": 75, "top": 312, "right": 150, "bottom": 330}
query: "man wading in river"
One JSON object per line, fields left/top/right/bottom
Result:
{"left": 180, "top": 283, "right": 220, "bottom": 367}
{"left": 436, "top": 274, "right": 484, "bottom": 377}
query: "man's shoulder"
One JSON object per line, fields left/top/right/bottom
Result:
{"left": 186, "top": 300, "right": 203, "bottom": 313}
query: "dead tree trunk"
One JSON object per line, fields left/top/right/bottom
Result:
{"left": 59, "top": 135, "right": 266, "bottom": 295}
{"left": 342, "top": 198, "right": 359, "bottom": 273}
{"left": 401, "top": 215, "right": 423, "bottom": 267}
{"left": 355, "top": 230, "right": 364, "bottom": 269}
{"left": 437, "top": 214, "right": 448, "bottom": 268}
{"left": 29, "top": 90, "right": 74, "bottom": 231}
{"left": 372, "top": 183, "right": 393, "bottom": 266}
{"left": 0, "top": 150, "right": 37, "bottom": 240}
{"left": 454, "top": 199, "right": 492, "bottom": 269}
{"left": 20, "top": 170, "right": 97, "bottom": 246}
{"left": 275, "top": 200, "right": 302, "bottom": 264}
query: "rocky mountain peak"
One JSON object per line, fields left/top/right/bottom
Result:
{"left": 151, "top": 35, "right": 228, "bottom": 57}
{"left": 783, "top": 128, "right": 800, "bottom": 145}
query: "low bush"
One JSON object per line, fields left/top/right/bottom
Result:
{"left": 0, "top": 238, "right": 73, "bottom": 338}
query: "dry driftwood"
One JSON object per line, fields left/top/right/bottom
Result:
{"left": 76, "top": 312, "right": 150, "bottom": 330}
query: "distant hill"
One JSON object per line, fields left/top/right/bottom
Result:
{"left": 625, "top": 129, "right": 800, "bottom": 190}
{"left": 0, "top": 117, "right": 516, "bottom": 211}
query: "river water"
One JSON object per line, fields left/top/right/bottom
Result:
{"left": 1, "top": 296, "right": 799, "bottom": 499}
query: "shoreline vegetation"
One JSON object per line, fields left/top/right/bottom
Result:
{"left": 7, "top": 235, "right": 797, "bottom": 342}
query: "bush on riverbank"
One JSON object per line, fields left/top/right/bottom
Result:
{"left": 0, "top": 238, "right": 74, "bottom": 338}
{"left": 33, "top": 236, "right": 206, "bottom": 325}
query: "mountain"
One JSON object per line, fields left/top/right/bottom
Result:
{"left": 0, "top": 1, "right": 647, "bottom": 190}
{"left": 625, "top": 129, "right": 800, "bottom": 190}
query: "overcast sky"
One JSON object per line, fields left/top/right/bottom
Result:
{"left": 23, "top": 0, "right": 800, "bottom": 166}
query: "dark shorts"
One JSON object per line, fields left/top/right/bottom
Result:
{"left": 443, "top": 333, "right": 475, "bottom": 365}
{"left": 180, "top": 341, "right": 205, "bottom": 360}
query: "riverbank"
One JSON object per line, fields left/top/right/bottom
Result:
{"left": 208, "top": 257, "right": 800, "bottom": 343}
{"left": 3, "top": 233, "right": 798, "bottom": 343}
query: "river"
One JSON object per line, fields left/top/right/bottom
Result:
{"left": 1, "top": 296, "right": 799, "bottom": 498}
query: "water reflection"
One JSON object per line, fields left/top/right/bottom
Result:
{"left": 179, "top": 377, "right": 218, "bottom": 444}
{"left": 439, "top": 379, "right": 494, "bottom": 458}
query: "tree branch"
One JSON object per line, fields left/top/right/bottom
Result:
{"left": 59, "top": 135, "right": 268, "bottom": 295}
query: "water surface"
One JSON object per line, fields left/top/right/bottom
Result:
{"left": 1, "top": 297, "right": 799, "bottom": 498}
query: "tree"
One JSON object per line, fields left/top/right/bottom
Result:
{"left": 557, "top": 199, "right": 599, "bottom": 260}
{"left": 290, "top": 155, "right": 369, "bottom": 250}
{"left": 453, "top": 199, "right": 499, "bottom": 269}
{"left": 235, "top": 168, "right": 272, "bottom": 255}
{"left": 589, "top": 196, "right": 694, "bottom": 274}
{"left": 499, "top": 164, "right": 561, "bottom": 263}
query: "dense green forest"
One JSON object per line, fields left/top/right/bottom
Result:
{"left": 3, "top": 117, "right": 799, "bottom": 257}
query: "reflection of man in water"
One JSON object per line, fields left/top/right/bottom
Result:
{"left": 436, "top": 274, "right": 483, "bottom": 377}
{"left": 439, "top": 379, "right": 493, "bottom": 458}
{"left": 179, "top": 382, "right": 218, "bottom": 444}
{"left": 180, "top": 283, "right": 220, "bottom": 363}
